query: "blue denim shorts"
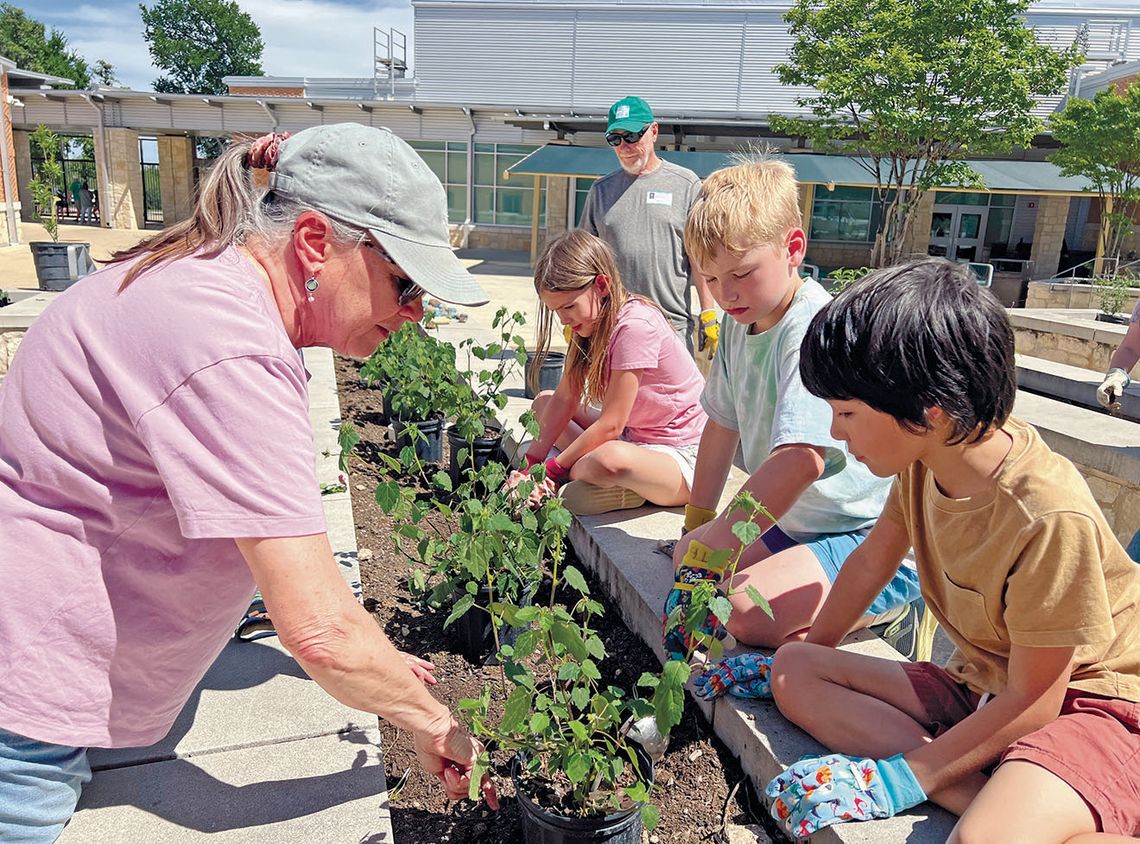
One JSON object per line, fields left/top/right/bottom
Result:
{"left": 0, "top": 727, "right": 90, "bottom": 844}
{"left": 764, "top": 525, "right": 923, "bottom": 616}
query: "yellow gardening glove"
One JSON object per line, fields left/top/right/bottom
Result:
{"left": 684, "top": 504, "right": 718, "bottom": 535}
{"left": 563, "top": 325, "right": 574, "bottom": 344}
{"left": 698, "top": 309, "right": 719, "bottom": 356}
{"left": 1096, "top": 368, "right": 1130, "bottom": 411}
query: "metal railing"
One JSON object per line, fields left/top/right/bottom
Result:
{"left": 1050, "top": 256, "right": 1119, "bottom": 281}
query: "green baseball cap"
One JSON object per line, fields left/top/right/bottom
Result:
{"left": 606, "top": 96, "right": 654, "bottom": 134}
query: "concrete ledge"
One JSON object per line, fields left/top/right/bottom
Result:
{"left": 0, "top": 290, "right": 56, "bottom": 329}
{"left": 569, "top": 506, "right": 957, "bottom": 844}
{"left": 1017, "top": 354, "right": 1140, "bottom": 422}
{"left": 1008, "top": 308, "right": 1129, "bottom": 347}
{"left": 1014, "top": 389, "right": 1140, "bottom": 483}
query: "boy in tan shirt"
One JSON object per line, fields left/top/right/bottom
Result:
{"left": 697, "top": 260, "right": 1140, "bottom": 841}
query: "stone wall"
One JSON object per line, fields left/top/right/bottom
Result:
{"left": 0, "top": 330, "right": 21, "bottom": 378}
{"left": 1013, "top": 325, "right": 1127, "bottom": 373}
{"left": 1030, "top": 195, "right": 1070, "bottom": 279}
{"left": 1080, "top": 464, "right": 1140, "bottom": 549}
{"left": 464, "top": 225, "right": 543, "bottom": 253}
{"left": 1025, "top": 281, "right": 1140, "bottom": 313}
{"left": 806, "top": 241, "right": 874, "bottom": 271}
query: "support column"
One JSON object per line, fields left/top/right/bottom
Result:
{"left": 898, "top": 191, "right": 936, "bottom": 259}
{"left": 93, "top": 127, "right": 143, "bottom": 230}
{"left": 542, "top": 175, "right": 570, "bottom": 246}
{"left": 13, "top": 129, "right": 33, "bottom": 223}
{"left": 1030, "top": 194, "right": 1071, "bottom": 280}
{"left": 157, "top": 135, "right": 194, "bottom": 226}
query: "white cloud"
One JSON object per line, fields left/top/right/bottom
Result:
{"left": 21, "top": 0, "right": 414, "bottom": 89}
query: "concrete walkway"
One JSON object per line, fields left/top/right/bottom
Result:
{"left": 57, "top": 347, "right": 393, "bottom": 844}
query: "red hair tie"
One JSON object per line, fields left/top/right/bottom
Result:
{"left": 246, "top": 132, "right": 291, "bottom": 171}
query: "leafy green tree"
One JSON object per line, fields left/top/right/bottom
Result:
{"left": 28, "top": 124, "right": 63, "bottom": 242}
{"left": 92, "top": 59, "right": 119, "bottom": 87}
{"left": 771, "top": 0, "right": 1080, "bottom": 267}
{"left": 1050, "top": 81, "right": 1140, "bottom": 269}
{"left": 140, "top": 0, "right": 264, "bottom": 95}
{"left": 0, "top": 3, "right": 92, "bottom": 88}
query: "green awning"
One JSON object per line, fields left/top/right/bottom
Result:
{"left": 505, "top": 144, "right": 1093, "bottom": 195}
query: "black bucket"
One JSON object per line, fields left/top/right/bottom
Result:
{"left": 525, "top": 352, "right": 565, "bottom": 399}
{"left": 30, "top": 242, "right": 96, "bottom": 292}
{"left": 452, "top": 592, "right": 490, "bottom": 663}
{"left": 512, "top": 749, "right": 652, "bottom": 844}
{"left": 447, "top": 424, "right": 505, "bottom": 486}
{"left": 395, "top": 417, "right": 443, "bottom": 463}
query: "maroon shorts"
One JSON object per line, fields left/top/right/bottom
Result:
{"left": 902, "top": 661, "right": 1140, "bottom": 835}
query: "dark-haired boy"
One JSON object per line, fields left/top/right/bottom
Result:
{"left": 714, "top": 260, "right": 1140, "bottom": 840}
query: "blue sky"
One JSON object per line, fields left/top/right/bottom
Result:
{"left": 19, "top": 1, "right": 415, "bottom": 89}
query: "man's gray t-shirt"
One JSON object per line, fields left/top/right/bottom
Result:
{"left": 579, "top": 160, "right": 701, "bottom": 341}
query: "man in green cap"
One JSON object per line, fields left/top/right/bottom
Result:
{"left": 580, "top": 95, "right": 717, "bottom": 361}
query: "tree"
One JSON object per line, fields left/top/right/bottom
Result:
{"left": 27, "top": 124, "right": 63, "bottom": 242}
{"left": 92, "top": 59, "right": 119, "bottom": 87}
{"left": 1049, "top": 81, "right": 1140, "bottom": 270}
{"left": 0, "top": 3, "right": 92, "bottom": 88}
{"left": 140, "top": 0, "right": 264, "bottom": 96}
{"left": 771, "top": 0, "right": 1080, "bottom": 267}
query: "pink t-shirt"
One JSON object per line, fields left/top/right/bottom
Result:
{"left": 606, "top": 298, "right": 707, "bottom": 445}
{"left": 0, "top": 247, "right": 326, "bottom": 748}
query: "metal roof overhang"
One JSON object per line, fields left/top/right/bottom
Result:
{"left": 504, "top": 144, "right": 1094, "bottom": 195}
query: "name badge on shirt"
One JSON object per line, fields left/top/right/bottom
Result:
{"left": 646, "top": 190, "right": 673, "bottom": 206}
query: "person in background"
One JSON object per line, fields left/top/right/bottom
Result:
{"left": 1096, "top": 295, "right": 1139, "bottom": 413}
{"left": 0, "top": 124, "right": 497, "bottom": 844}
{"left": 579, "top": 95, "right": 718, "bottom": 365}
{"left": 78, "top": 181, "right": 95, "bottom": 225}
{"left": 509, "top": 229, "right": 707, "bottom": 516}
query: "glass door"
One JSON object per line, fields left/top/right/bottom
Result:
{"left": 929, "top": 205, "right": 987, "bottom": 261}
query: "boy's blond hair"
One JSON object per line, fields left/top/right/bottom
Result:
{"left": 684, "top": 153, "right": 802, "bottom": 268}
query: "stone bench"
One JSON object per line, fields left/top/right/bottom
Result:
{"left": 1016, "top": 353, "right": 1140, "bottom": 422}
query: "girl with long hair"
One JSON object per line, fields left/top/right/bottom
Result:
{"left": 512, "top": 229, "right": 707, "bottom": 515}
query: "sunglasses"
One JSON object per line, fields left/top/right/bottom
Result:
{"left": 605, "top": 129, "right": 648, "bottom": 147}
{"left": 365, "top": 241, "right": 426, "bottom": 307}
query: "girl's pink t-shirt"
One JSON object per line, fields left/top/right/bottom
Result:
{"left": 0, "top": 248, "right": 326, "bottom": 748}
{"left": 606, "top": 297, "right": 707, "bottom": 446}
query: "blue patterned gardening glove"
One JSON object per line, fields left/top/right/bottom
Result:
{"left": 766, "top": 753, "right": 926, "bottom": 839}
{"left": 662, "top": 539, "right": 731, "bottom": 661}
{"left": 693, "top": 653, "right": 773, "bottom": 700}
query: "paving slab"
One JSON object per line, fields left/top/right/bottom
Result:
{"left": 61, "top": 728, "right": 391, "bottom": 844}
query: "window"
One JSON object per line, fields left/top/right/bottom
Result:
{"left": 408, "top": 140, "right": 468, "bottom": 224}
{"left": 935, "top": 191, "right": 1017, "bottom": 248}
{"left": 473, "top": 143, "right": 545, "bottom": 227}
{"left": 574, "top": 177, "right": 596, "bottom": 225}
{"left": 809, "top": 186, "right": 885, "bottom": 242}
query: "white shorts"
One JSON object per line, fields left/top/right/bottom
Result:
{"left": 635, "top": 441, "right": 700, "bottom": 490}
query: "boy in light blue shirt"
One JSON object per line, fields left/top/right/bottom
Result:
{"left": 665, "top": 155, "right": 922, "bottom": 654}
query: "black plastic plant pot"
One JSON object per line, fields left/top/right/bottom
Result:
{"left": 511, "top": 749, "right": 653, "bottom": 844}
{"left": 452, "top": 594, "right": 491, "bottom": 663}
{"left": 382, "top": 391, "right": 396, "bottom": 421}
{"left": 395, "top": 417, "right": 443, "bottom": 463}
{"left": 447, "top": 423, "right": 505, "bottom": 486}
{"left": 525, "top": 351, "right": 566, "bottom": 399}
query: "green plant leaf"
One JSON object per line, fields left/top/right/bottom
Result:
{"left": 731, "top": 520, "right": 762, "bottom": 547}
{"left": 581, "top": 659, "right": 601, "bottom": 681}
{"left": 565, "top": 751, "right": 590, "bottom": 783}
{"left": 529, "top": 712, "right": 549, "bottom": 733}
{"left": 569, "top": 720, "right": 589, "bottom": 742}
{"left": 467, "top": 750, "right": 490, "bottom": 801}
{"left": 570, "top": 686, "right": 590, "bottom": 711}
{"left": 432, "top": 471, "right": 453, "bottom": 492}
{"left": 374, "top": 481, "right": 401, "bottom": 513}
{"left": 558, "top": 662, "right": 582, "bottom": 681}
{"left": 653, "top": 659, "right": 691, "bottom": 735}
{"left": 641, "top": 803, "right": 660, "bottom": 830}
{"left": 501, "top": 686, "right": 532, "bottom": 733}
{"left": 561, "top": 565, "right": 589, "bottom": 595}
{"left": 444, "top": 594, "right": 476, "bottom": 628}
{"left": 513, "top": 629, "right": 538, "bottom": 659}
{"left": 708, "top": 595, "right": 733, "bottom": 626}
{"left": 744, "top": 584, "right": 775, "bottom": 620}
{"left": 488, "top": 512, "right": 520, "bottom": 534}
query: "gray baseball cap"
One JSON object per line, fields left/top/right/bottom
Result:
{"left": 268, "top": 123, "right": 488, "bottom": 307}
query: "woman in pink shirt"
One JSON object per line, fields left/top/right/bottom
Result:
{"left": 514, "top": 229, "right": 708, "bottom": 515}
{"left": 0, "top": 125, "right": 496, "bottom": 843}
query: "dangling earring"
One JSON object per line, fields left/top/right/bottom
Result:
{"left": 305, "top": 275, "right": 319, "bottom": 303}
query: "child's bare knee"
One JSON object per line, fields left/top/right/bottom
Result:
{"left": 530, "top": 390, "right": 554, "bottom": 414}
{"left": 770, "top": 642, "right": 822, "bottom": 717}
{"left": 947, "top": 814, "right": 1001, "bottom": 844}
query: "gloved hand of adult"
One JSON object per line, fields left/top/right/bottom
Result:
{"left": 1096, "top": 368, "right": 1130, "bottom": 411}
{"left": 698, "top": 309, "right": 720, "bottom": 356}
{"left": 766, "top": 753, "right": 926, "bottom": 839}
{"left": 662, "top": 539, "right": 731, "bottom": 661}
{"left": 693, "top": 652, "right": 773, "bottom": 700}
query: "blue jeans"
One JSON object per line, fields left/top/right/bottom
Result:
{"left": 0, "top": 727, "right": 90, "bottom": 844}
{"left": 764, "top": 525, "right": 923, "bottom": 616}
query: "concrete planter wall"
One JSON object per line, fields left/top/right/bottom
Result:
{"left": 1010, "top": 309, "right": 1135, "bottom": 374}
{"left": 1026, "top": 281, "right": 1140, "bottom": 315}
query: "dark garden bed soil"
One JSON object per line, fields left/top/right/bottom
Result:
{"left": 335, "top": 356, "right": 784, "bottom": 843}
